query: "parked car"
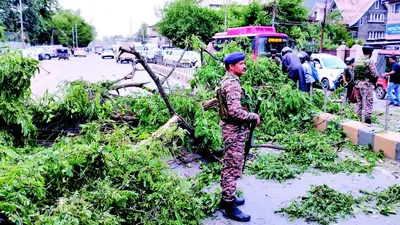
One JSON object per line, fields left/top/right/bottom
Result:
{"left": 57, "top": 48, "right": 69, "bottom": 60}
{"left": 146, "top": 49, "right": 161, "bottom": 63}
{"left": 74, "top": 48, "right": 87, "bottom": 57}
{"left": 22, "top": 48, "right": 39, "bottom": 60}
{"left": 154, "top": 50, "right": 169, "bottom": 65}
{"left": 33, "top": 46, "right": 57, "bottom": 60}
{"left": 163, "top": 50, "right": 201, "bottom": 67}
{"left": 101, "top": 47, "right": 114, "bottom": 59}
{"left": 27, "top": 47, "right": 44, "bottom": 60}
{"left": 311, "top": 53, "right": 347, "bottom": 90}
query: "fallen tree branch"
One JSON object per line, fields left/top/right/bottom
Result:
{"left": 203, "top": 98, "right": 218, "bottom": 111}
{"left": 113, "top": 82, "right": 151, "bottom": 90}
{"left": 252, "top": 144, "right": 286, "bottom": 151}
{"left": 117, "top": 46, "right": 195, "bottom": 135}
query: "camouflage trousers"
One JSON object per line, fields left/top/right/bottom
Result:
{"left": 355, "top": 85, "right": 374, "bottom": 120}
{"left": 220, "top": 121, "right": 248, "bottom": 203}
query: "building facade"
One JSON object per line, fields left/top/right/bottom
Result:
{"left": 329, "top": 0, "right": 388, "bottom": 43}
{"left": 386, "top": 0, "right": 400, "bottom": 42}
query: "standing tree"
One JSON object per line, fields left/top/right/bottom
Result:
{"left": 157, "top": 0, "right": 223, "bottom": 48}
{"left": 0, "top": 0, "right": 59, "bottom": 44}
{"left": 51, "top": 10, "right": 95, "bottom": 47}
{"left": 135, "top": 23, "right": 149, "bottom": 42}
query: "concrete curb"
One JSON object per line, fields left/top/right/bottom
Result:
{"left": 314, "top": 112, "right": 400, "bottom": 161}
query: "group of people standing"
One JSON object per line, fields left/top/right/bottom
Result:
{"left": 216, "top": 46, "right": 399, "bottom": 222}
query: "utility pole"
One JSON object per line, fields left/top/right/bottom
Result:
{"left": 72, "top": 26, "right": 75, "bottom": 48}
{"left": 19, "top": 0, "right": 25, "bottom": 48}
{"left": 224, "top": 0, "right": 229, "bottom": 30}
{"left": 319, "top": 0, "right": 328, "bottom": 53}
{"left": 75, "top": 23, "right": 78, "bottom": 48}
{"left": 142, "top": 24, "right": 145, "bottom": 42}
{"left": 272, "top": 0, "right": 277, "bottom": 27}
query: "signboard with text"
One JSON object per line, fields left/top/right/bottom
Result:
{"left": 386, "top": 24, "right": 400, "bottom": 35}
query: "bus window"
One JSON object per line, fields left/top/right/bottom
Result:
{"left": 257, "top": 36, "right": 288, "bottom": 56}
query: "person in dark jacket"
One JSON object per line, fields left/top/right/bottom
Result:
{"left": 281, "top": 47, "right": 307, "bottom": 92}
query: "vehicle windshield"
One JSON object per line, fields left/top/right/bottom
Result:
{"left": 257, "top": 36, "right": 288, "bottom": 57}
{"left": 104, "top": 47, "right": 113, "bottom": 51}
{"left": 322, "top": 58, "right": 347, "bottom": 69}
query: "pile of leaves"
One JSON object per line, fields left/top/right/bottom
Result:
{"left": 0, "top": 122, "right": 219, "bottom": 224}
{"left": 277, "top": 184, "right": 400, "bottom": 225}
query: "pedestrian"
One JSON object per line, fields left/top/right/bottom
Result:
{"left": 206, "top": 38, "right": 216, "bottom": 53}
{"left": 341, "top": 57, "right": 356, "bottom": 101}
{"left": 281, "top": 47, "right": 307, "bottom": 92}
{"left": 354, "top": 46, "right": 379, "bottom": 124}
{"left": 298, "top": 51, "right": 315, "bottom": 92}
{"left": 270, "top": 48, "right": 282, "bottom": 66}
{"left": 217, "top": 52, "right": 260, "bottom": 222}
{"left": 383, "top": 55, "right": 400, "bottom": 106}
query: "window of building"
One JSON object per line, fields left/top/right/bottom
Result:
{"left": 368, "top": 13, "right": 385, "bottom": 22}
{"left": 368, "top": 31, "right": 385, "bottom": 40}
{"left": 393, "top": 4, "right": 400, "bottom": 14}
{"left": 360, "top": 17, "right": 364, "bottom": 26}
{"left": 375, "top": 0, "right": 379, "bottom": 9}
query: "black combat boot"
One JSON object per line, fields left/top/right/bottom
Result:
{"left": 365, "top": 118, "right": 372, "bottom": 124}
{"left": 234, "top": 197, "right": 245, "bottom": 206}
{"left": 221, "top": 201, "right": 251, "bottom": 222}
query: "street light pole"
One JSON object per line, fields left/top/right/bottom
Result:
{"left": 224, "top": 0, "right": 229, "bottom": 30}
{"left": 19, "top": 0, "right": 25, "bottom": 48}
{"left": 272, "top": 0, "right": 277, "bottom": 27}
{"left": 75, "top": 23, "right": 78, "bottom": 48}
{"left": 319, "top": 0, "right": 328, "bottom": 53}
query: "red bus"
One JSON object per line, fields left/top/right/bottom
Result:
{"left": 212, "top": 26, "right": 289, "bottom": 59}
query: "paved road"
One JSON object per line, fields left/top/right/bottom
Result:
{"left": 31, "top": 53, "right": 186, "bottom": 98}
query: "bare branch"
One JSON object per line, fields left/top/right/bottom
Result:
{"left": 113, "top": 82, "right": 151, "bottom": 90}
{"left": 118, "top": 46, "right": 195, "bottom": 135}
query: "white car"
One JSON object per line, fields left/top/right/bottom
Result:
{"left": 164, "top": 50, "right": 201, "bottom": 67}
{"left": 74, "top": 48, "right": 86, "bottom": 57}
{"left": 101, "top": 47, "right": 114, "bottom": 59}
{"left": 22, "top": 48, "right": 39, "bottom": 60}
{"left": 311, "top": 53, "right": 347, "bottom": 90}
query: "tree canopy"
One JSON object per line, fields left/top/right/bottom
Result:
{"left": 0, "top": 0, "right": 59, "bottom": 44}
{"left": 157, "top": 0, "right": 223, "bottom": 48}
{"left": 157, "top": 0, "right": 356, "bottom": 51}
{"left": 51, "top": 10, "right": 95, "bottom": 47}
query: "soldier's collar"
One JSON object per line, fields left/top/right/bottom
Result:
{"left": 226, "top": 72, "right": 240, "bottom": 80}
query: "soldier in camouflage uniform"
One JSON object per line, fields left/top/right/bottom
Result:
{"left": 217, "top": 52, "right": 260, "bottom": 222}
{"left": 354, "top": 46, "right": 379, "bottom": 124}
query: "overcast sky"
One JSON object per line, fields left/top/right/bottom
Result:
{"left": 58, "top": 0, "right": 169, "bottom": 39}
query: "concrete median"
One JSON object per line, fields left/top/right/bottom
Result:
{"left": 314, "top": 113, "right": 400, "bottom": 161}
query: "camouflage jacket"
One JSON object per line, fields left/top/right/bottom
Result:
{"left": 271, "top": 56, "right": 282, "bottom": 66}
{"left": 355, "top": 57, "right": 379, "bottom": 89}
{"left": 217, "top": 72, "right": 257, "bottom": 124}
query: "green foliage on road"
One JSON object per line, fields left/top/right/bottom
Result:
{"left": 0, "top": 123, "right": 217, "bottom": 224}
{"left": 51, "top": 10, "right": 95, "bottom": 47}
{"left": 277, "top": 184, "right": 400, "bottom": 225}
{"left": 0, "top": 50, "right": 39, "bottom": 146}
